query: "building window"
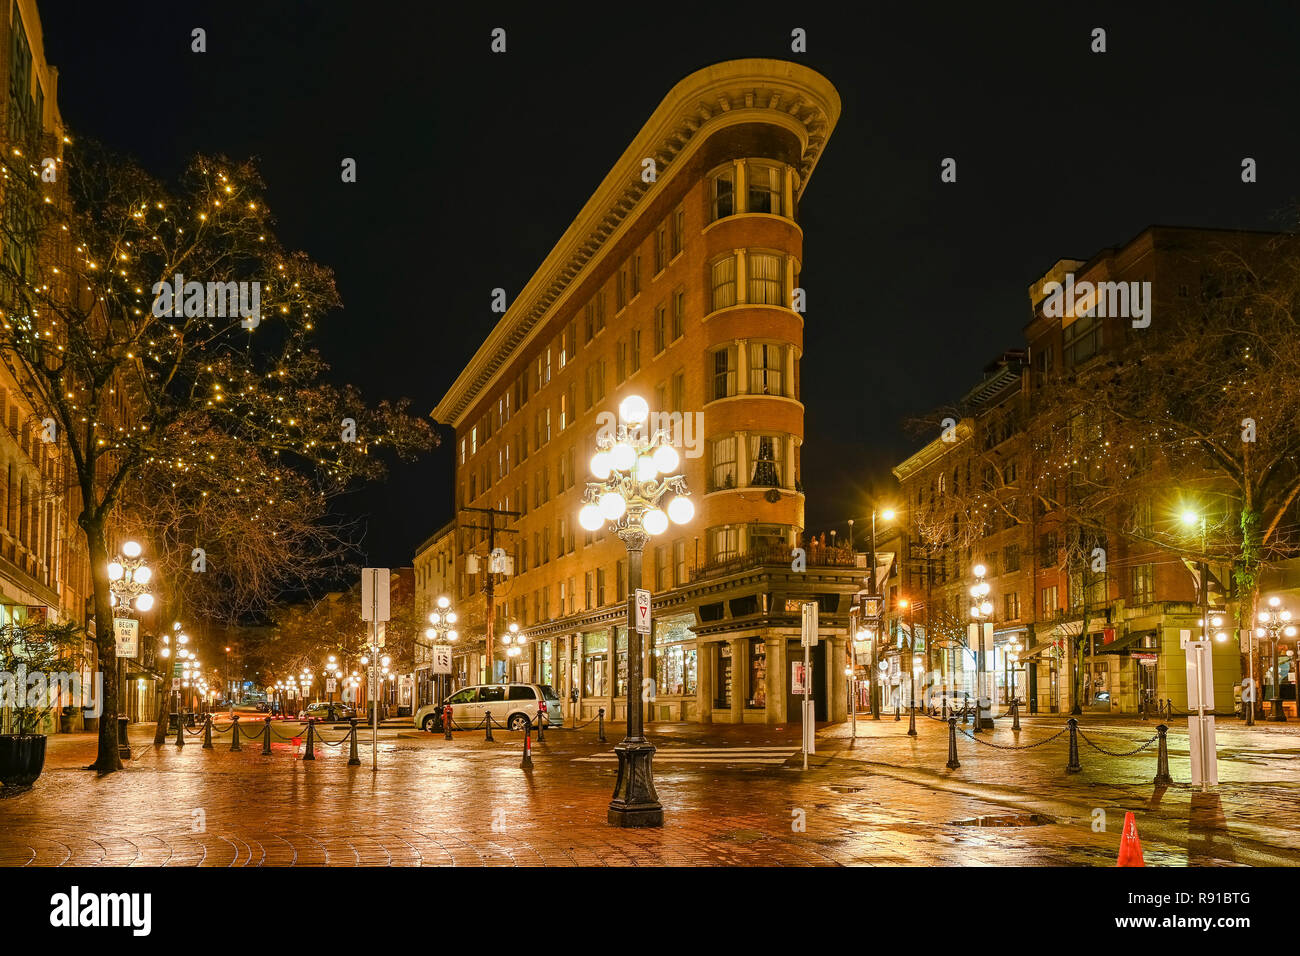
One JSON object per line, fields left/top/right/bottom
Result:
{"left": 655, "top": 223, "right": 667, "bottom": 273}
{"left": 654, "top": 643, "right": 697, "bottom": 696}
{"left": 747, "top": 639, "right": 767, "bottom": 709}
{"left": 616, "top": 263, "right": 628, "bottom": 312}
{"left": 709, "top": 436, "right": 737, "bottom": 491}
{"left": 583, "top": 632, "right": 608, "bottom": 697}
{"left": 671, "top": 206, "right": 685, "bottom": 258}
{"left": 630, "top": 328, "right": 641, "bottom": 373}
{"left": 710, "top": 168, "right": 734, "bottom": 222}
{"left": 1042, "top": 585, "right": 1059, "bottom": 614}
{"left": 711, "top": 345, "right": 736, "bottom": 400}
{"left": 585, "top": 571, "right": 593, "bottom": 609}
{"left": 1063, "top": 313, "right": 1101, "bottom": 367}
{"left": 654, "top": 303, "right": 667, "bottom": 354}
{"left": 1004, "top": 543, "right": 1020, "bottom": 572}
{"left": 672, "top": 288, "right": 685, "bottom": 341}
{"left": 584, "top": 302, "right": 595, "bottom": 343}
{"left": 470, "top": 426, "right": 478, "bottom": 456}
{"left": 1131, "top": 564, "right": 1155, "bottom": 604}
{"left": 596, "top": 568, "right": 606, "bottom": 606}
{"left": 596, "top": 291, "right": 606, "bottom": 333}
{"left": 749, "top": 433, "right": 783, "bottom": 487}
{"left": 715, "top": 643, "right": 732, "bottom": 707}
{"left": 747, "top": 252, "right": 784, "bottom": 306}
{"left": 459, "top": 438, "right": 466, "bottom": 465}
{"left": 674, "top": 539, "right": 687, "bottom": 586}
{"left": 749, "top": 342, "right": 784, "bottom": 395}
{"left": 671, "top": 370, "right": 685, "bottom": 413}
{"left": 1004, "top": 592, "right": 1020, "bottom": 619}
{"left": 654, "top": 546, "right": 667, "bottom": 591}
{"left": 746, "top": 162, "right": 783, "bottom": 216}
{"left": 708, "top": 525, "right": 739, "bottom": 562}
{"left": 711, "top": 255, "right": 737, "bottom": 311}
{"left": 749, "top": 523, "right": 786, "bottom": 552}
{"left": 616, "top": 339, "right": 629, "bottom": 383}
{"left": 630, "top": 252, "right": 641, "bottom": 298}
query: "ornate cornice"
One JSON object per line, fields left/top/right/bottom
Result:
{"left": 432, "top": 59, "right": 840, "bottom": 429}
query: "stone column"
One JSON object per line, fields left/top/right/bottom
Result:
{"left": 765, "top": 636, "right": 785, "bottom": 723}
{"left": 734, "top": 159, "right": 747, "bottom": 214}
{"left": 783, "top": 166, "right": 795, "bottom": 219}
{"left": 730, "top": 637, "right": 747, "bottom": 723}
{"left": 785, "top": 255, "right": 796, "bottom": 309}
{"left": 736, "top": 430, "right": 749, "bottom": 488}
{"left": 784, "top": 344, "right": 797, "bottom": 398}
{"left": 783, "top": 434, "right": 796, "bottom": 490}
{"left": 829, "top": 636, "right": 847, "bottom": 722}
{"left": 698, "top": 640, "right": 713, "bottom": 723}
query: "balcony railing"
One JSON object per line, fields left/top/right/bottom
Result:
{"left": 691, "top": 541, "right": 858, "bottom": 582}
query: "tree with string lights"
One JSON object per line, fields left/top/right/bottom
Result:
{"left": 0, "top": 136, "right": 434, "bottom": 773}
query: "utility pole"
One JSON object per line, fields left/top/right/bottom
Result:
{"left": 461, "top": 505, "right": 520, "bottom": 684}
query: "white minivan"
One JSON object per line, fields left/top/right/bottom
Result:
{"left": 414, "top": 683, "right": 563, "bottom": 732}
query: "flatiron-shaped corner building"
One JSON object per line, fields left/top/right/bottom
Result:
{"left": 431, "top": 59, "right": 855, "bottom": 725}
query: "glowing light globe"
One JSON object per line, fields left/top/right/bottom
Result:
{"left": 644, "top": 509, "right": 669, "bottom": 536}
{"left": 619, "top": 395, "right": 649, "bottom": 425}
{"left": 598, "top": 492, "right": 626, "bottom": 520}
{"left": 652, "top": 444, "right": 679, "bottom": 473}
{"left": 579, "top": 503, "right": 603, "bottom": 530}
{"left": 667, "top": 495, "right": 694, "bottom": 524}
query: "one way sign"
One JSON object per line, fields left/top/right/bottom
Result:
{"left": 635, "top": 588, "right": 652, "bottom": 634}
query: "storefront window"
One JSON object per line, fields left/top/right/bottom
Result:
{"left": 540, "top": 641, "right": 552, "bottom": 686}
{"left": 715, "top": 643, "right": 732, "bottom": 707}
{"left": 583, "top": 631, "right": 608, "bottom": 697}
{"left": 615, "top": 627, "right": 628, "bottom": 697}
{"left": 747, "top": 639, "right": 767, "bottom": 709}
{"left": 654, "top": 645, "right": 698, "bottom": 696}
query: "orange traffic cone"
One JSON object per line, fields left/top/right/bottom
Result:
{"left": 1117, "top": 811, "right": 1144, "bottom": 866}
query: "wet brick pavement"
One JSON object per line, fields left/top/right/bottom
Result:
{"left": 0, "top": 713, "right": 1295, "bottom": 866}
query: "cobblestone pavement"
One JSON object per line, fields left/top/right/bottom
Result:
{"left": 0, "top": 713, "right": 1295, "bottom": 866}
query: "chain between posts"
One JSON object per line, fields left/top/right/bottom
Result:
{"left": 1077, "top": 728, "right": 1159, "bottom": 757}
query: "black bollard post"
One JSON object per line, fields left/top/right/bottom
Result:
{"left": 174, "top": 709, "right": 185, "bottom": 747}
{"left": 1139, "top": 694, "right": 1147, "bottom": 721}
{"left": 946, "top": 717, "right": 960, "bottom": 769}
{"left": 908, "top": 700, "right": 917, "bottom": 737}
{"left": 1153, "top": 723, "right": 1173, "bottom": 785}
{"left": 1011, "top": 697, "right": 1021, "bottom": 732}
{"left": 598, "top": 707, "right": 606, "bottom": 743}
{"left": 973, "top": 694, "right": 983, "bottom": 734}
{"left": 118, "top": 715, "right": 132, "bottom": 760}
{"left": 484, "top": 711, "right": 495, "bottom": 742}
{"left": 521, "top": 725, "right": 533, "bottom": 769}
{"left": 963, "top": 693, "right": 970, "bottom": 725}
{"left": 443, "top": 705, "right": 453, "bottom": 740}
{"left": 894, "top": 696, "right": 900, "bottom": 721}
{"left": 1066, "top": 717, "right": 1082, "bottom": 773}
{"left": 536, "top": 702, "right": 546, "bottom": 741}
{"left": 202, "top": 714, "right": 214, "bottom": 749}
{"left": 230, "top": 715, "right": 241, "bottom": 752}
{"left": 303, "top": 718, "right": 316, "bottom": 760}
{"left": 262, "top": 716, "right": 273, "bottom": 755}
{"left": 348, "top": 718, "right": 361, "bottom": 765}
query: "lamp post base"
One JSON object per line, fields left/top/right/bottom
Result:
{"left": 608, "top": 738, "right": 663, "bottom": 828}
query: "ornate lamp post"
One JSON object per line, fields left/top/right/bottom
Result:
{"left": 500, "top": 621, "right": 524, "bottom": 681}
{"left": 578, "top": 394, "right": 693, "bottom": 828}
{"left": 969, "top": 563, "right": 994, "bottom": 702}
{"left": 425, "top": 596, "right": 459, "bottom": 707}
{"left": 1256, "top": 597, "right": 1296, "bottom": 722}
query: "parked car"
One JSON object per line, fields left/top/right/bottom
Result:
{"left": 414, "top": 683, "right": 563, "bottom": 732}
{"left": 303, "top": 700, "right": 354, "bottom": 722}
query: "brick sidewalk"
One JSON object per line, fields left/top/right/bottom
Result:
{"left": 0, "top": 719, "right": 1294, "bottom": 866}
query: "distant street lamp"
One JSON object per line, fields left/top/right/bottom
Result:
{"left": 969, "top": 563, "right": 994, "bottom": 703}
{"left": 578, "top": 394, "right": 693, "bottom": 828}
{"left": 1256, "top": 597, "right": 1296, "bottom": 722}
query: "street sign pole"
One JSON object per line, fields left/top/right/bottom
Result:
{"left": 800, "top": 602, "right": 819, "bottom": 769}
{"left": 361, "top": 568, "right": 391, "bottom": 772}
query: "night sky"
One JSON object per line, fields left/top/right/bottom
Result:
{"left": 38, "top": 2, "right": 1300, "bottom": 568}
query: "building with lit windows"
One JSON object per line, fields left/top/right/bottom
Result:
{"left": 429, "top": 59, "right": 865, "bottom": 724}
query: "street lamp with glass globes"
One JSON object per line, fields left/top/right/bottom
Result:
{"left": 424, "top": 596, "right": 459, "bottom": 709}
{"left": 501, "top": 621, "right": 524, "bottom": 680}
{"left": 1256, "top": 597, "right": 1297, "bottom": 722}
{"left": 577, "top": 394, "right": 693, "bottom": 828}
{"left": 969, "top": 563, "right": 993, "bottom": 705}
